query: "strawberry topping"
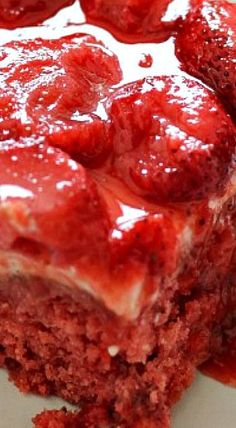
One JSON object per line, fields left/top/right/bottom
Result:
{"left": 0, "top": 143, "right": 109, "bottom": 254}
{"left": 107, "top": 75, "right": 236, "bottom": 203}
{"left": 80, "top": 0, "right": 190, "bottom": 43}
{"left": 110, "top": 213, "right": 178, "bottom": 276}
{"left": 0, "top": 34, "right": 122, "bottom": 165}
{"left": 0, "top": 0, "right": 75, "bottom": 28}
{"left": 176, "top": 0, "right": 236, "bottom": 116}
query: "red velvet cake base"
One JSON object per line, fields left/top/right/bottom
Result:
{"left": 0, "top": 272, "right": 234, "bottom": 427}
{"left": 33, "top": 406, "right": 168, "bottom": 428}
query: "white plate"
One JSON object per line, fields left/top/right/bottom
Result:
{"left": 0, "top": 369, "right": 236, "bottom": 428}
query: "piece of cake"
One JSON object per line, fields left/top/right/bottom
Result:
{"left": 0, "top": 1, "right": 235, "bottom": 427}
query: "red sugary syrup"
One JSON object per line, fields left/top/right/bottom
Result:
{"left": 139, "top": 53, "right": 153, "bottom": 68}
{"left": 0, "top": 0, "right": 75, "bottom": 28}
{"left": 79, "top": 0, "right": 192, "bottom": 44}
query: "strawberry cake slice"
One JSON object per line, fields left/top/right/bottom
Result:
{"left": 0, "top": 1, "right": 235, "bottom": 428}
{"left": 0, "top": 73, "right": 236, "bottom": 427}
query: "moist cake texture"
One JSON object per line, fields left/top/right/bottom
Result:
{"left": 0, "top": 1, "right": 235, "bottom": 427}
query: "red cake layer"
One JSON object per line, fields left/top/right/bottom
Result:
{"left": 0, "top": 1, "right": 235, "bottom": 427}
{"left": 33, "top": 408, "right": 115, "bottom": 428}
{"left": 0, "top": 261, "right": 235, "bottom": 427}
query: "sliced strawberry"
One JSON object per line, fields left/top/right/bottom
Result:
{"left": 110, "top": 213, "right": 178, "bottom": 276}
{"left": 80, "top": 0, "right": 190, "bottom": 43}
{"left": 0, "top": 143, "right": 109, "bottom": 255}
{"left": 176, "top": 0, "right": 236, "bottom": 115}
{"left": 0, "top": 0, "right": 75, "bottom": 29}
{"left": 0, "top": 34, "right": 122, "bottom": 165}
{"left": 107, "top": 75, "right": 236, "bottom": 203}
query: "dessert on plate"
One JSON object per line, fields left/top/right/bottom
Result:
{"left": 0, "top": 0, "right": 235, "bottom": 427}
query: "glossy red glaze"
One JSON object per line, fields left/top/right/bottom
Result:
{"left": 0, "top": 144, "right": 110, "bottom": 253}
{"left": 139, "top": 53, "right": 153, "bottom": 68}
{"left": 110, "top": 213, "right": 178, "bottom": 275}
{"left": 80, "top": 0, "right": 191, "bottom": 43}
{"left": 0, "top": 34, "right": 121, "bottom": 165}
{"left": 107, "top": 76, "right": 236, "bottom": 203}
{"left": 176, "top": 0, "right": 236, "bottom": 115}
{"left": 0, "top": 0, "right": 75, "bottom": 28}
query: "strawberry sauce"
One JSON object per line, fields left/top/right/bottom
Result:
{"left": 138, "top": 53, "right": 153, "bottom": 68}
{"left": 0, "top": 0, "right": 75, "bottom": 28}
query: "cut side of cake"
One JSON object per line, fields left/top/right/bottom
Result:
{"left": 0, "top": 1, "right": 235, "bottom": 427}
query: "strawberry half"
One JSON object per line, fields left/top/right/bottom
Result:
{"left": 0, "top": 143, "right": 109, "bottom": 256}
{"left": 0, "top": 34, "right": 122, "bottom": 165}
{"left": 110, "top": 213, "right": 178, "bottom": 276}
{"left": 176, "top": 0, "right": 236, "bottom": 116}
{"left": 107, "top": 75, "right": 236, "bottom": 203}
{"left": 80, "top": 0, "right": 190, "bottom": 43}
{"left": 0, "top": 0, "right": 75, "bottom": 28}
